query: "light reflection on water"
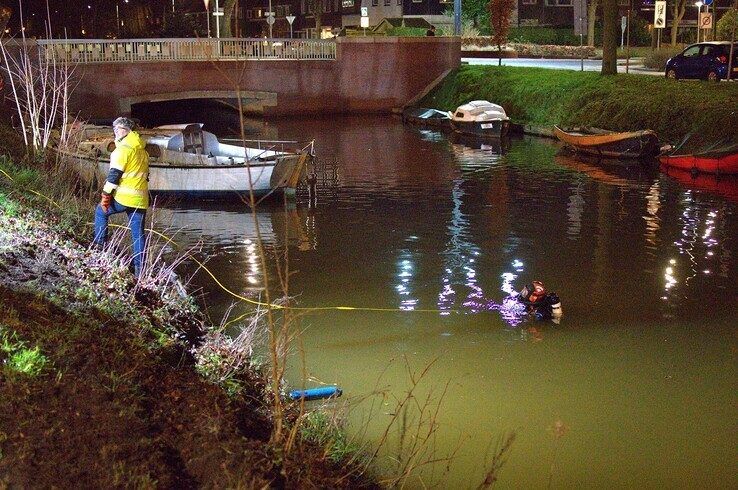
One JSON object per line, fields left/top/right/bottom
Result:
{"left": 160, "top": 115, "right": 737, "bottom": 488}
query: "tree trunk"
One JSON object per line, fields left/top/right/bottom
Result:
{"left": 670, "top": 1, "right": 686, "bottom": 46}
{"left": 223, "top": 0, "right": 237, "bottom": 38}
{"left": 601, "top": 0, "right": 618, "bottom": 74}
{"left": 587, "top": 0, "right": 599, "bottom": 47}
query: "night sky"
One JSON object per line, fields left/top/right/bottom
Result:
{"left": 3, "top": 0, "right": 209, "bottom": 37}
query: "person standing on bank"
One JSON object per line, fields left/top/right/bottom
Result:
{"left": 93, "top": 117, "right": 149, "bottom": 277}
{"left": 426, "top": 25, "right": 436, "bottom": 36}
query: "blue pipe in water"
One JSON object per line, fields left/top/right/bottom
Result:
{"left": 288, "top": 386, "right": 342, "bottom": 401}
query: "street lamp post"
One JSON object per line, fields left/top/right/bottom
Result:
{"left": 204, "top": 0, "right": 211, "bottom": 38}
{"left": 694, "top": 1, "right": 703, "bottom": 43}
{"left": 214, "top": 0, "right": 221, "bottom": 38}
{"left": 115, "top": 0, "right": 128, "bottom": 38}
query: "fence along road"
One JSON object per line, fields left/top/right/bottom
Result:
{"left": 37, "top": 38, "right": 337, "bottom": 64}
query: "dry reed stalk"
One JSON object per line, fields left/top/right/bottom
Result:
{"left": 477, "top": 431, "right": 516, "bottom": 489}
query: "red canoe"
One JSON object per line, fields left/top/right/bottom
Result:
{"left": 658, "top": 151, "right": 738, "bottom": 174}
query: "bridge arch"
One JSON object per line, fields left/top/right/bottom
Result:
{"left": 121, "top": 90, "right": 277, "bottom": 116}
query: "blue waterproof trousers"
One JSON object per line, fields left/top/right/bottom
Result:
{"left": 93, "top": 199, "right": 146, "bottom": 277}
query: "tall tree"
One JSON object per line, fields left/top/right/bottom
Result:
{"left": 669, "top": 0, "right": 687, "bottom": 45}
{"left": 489, "top": 0, "right": 516, "bottom": 66}
{"left": 587, "top": 0, "right": 599, "bottom": 47}
{"left": 307, "top": 0, "right": 324, "bottom": 36}
{"left": 223, "top": 0, "right": 238, "bottom": 37}
{"left": 600, "top": 0, "right": 618, "bottom": 74}
{"left": 465, "top": 0, "right": 491, "bottom": 30}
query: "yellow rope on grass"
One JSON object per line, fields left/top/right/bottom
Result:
{"left": 0, "top": 166, "right": 62, "bottom": 209}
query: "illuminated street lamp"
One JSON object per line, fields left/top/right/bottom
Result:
{"left": 204, "top": 0, "right": 211, "bottom": 38}
{"left": 115, "top": 0, "right": 129, "bottom": 38}
{"left": 694, "top": 1, "right": 703, "bottom": 43}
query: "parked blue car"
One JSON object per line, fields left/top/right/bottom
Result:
{"left": 665, "top": 41, "right": 738, "bottom": 81}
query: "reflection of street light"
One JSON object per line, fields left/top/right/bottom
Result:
{"left": 694, "top": 1, "right": 703, "bottom": 43}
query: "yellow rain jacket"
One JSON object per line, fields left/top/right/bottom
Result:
{"left": 106, "top": 131, "right": 149, "bottom": 209}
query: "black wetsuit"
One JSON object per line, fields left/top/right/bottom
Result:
{"left": 518, "top": 287, "right": 561, "bottom": 320}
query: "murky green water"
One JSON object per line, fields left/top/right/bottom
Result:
{"left": 155, "top": 115, "right": 737, "bottom": 488}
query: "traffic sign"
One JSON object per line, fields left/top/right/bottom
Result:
{"left": 286, "top": 15, "right": 296, "bottom": 25}
{"left": 702, "top": 0, "right": 713, "bottom": 5}
{"left": 699, "top": 12, "right": 713, "bottom": 29}
{"left": 654, "top": 1, "right": 666, "bottom": 29}
{"left": 266, "top": 15, "right": 275, "bottom": 26}
{"left": 361, "top": 7, "right": 368, "bottom": 17}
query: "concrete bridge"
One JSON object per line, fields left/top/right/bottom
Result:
{"left": 37, "top": 37, "right": 460, "bottom": 119}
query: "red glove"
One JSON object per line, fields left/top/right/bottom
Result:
{"left": 100, "top": 192, "right": 112, "bottom": 213}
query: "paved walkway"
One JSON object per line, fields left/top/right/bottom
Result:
{"left": 462, "top": 56, "right": 663, "bottom": 76}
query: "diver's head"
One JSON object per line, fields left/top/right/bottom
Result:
{"left": 528, "top": 280, "right": 546, "bottom": 303}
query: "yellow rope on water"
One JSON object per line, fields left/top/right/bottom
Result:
{"left": 109, "top": 224, "right": 452, "bottom": 317}
{"left": 3, "top": 165, "right": 456, "bottom": 319}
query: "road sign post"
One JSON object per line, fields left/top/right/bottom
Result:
{"left": 266, "top": 11, "right": 275, "bottom": 38}
{"left": 213, "top": 0, "right": 223, "bottom": 38}
{"left": 267, "top": 0, "right": 273, "bottom": 38}
{"left": 654, "top": 0, "right": 666, "bottom": 49}
{"left": 286, "top": 15, "right": 295, "bottom": 38}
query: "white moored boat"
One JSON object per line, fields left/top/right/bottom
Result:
{"left": 451, "top": 100, "right": 510, "bottom": 139}
{"left": 67, "top": 123, "right": 312, "bottom": 199}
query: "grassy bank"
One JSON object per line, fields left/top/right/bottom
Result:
{"left": 418, "top": 66, "right": 738, "bottom": 144}
{"left": 0, "top": 136, "right": 375, "bottom": 486}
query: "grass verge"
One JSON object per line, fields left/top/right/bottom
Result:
{"left": 0, "top": 127, "right": 376, "bottom": 487}
{"left": 417, "top": 65, "right": 738, "bottom": 144}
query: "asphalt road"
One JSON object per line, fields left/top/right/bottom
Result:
{"left": 462, "top": 57, "right": 663, "bottom": 76}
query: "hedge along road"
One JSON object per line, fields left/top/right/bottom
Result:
{"left": 463, "top": 57, "right": 663, "bottom": 75}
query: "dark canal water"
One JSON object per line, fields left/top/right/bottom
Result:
{"left": 148, "top": 112, "right": 737, "bottom": 488}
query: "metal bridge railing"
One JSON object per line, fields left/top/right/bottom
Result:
{"left": 36, "top": 38, "right": 337, "bottom": 64}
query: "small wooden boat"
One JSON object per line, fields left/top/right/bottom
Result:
{"left": 451, "top": 100, "right": 510, "bottom": 139}
{"left": 658, "top": 150, "right": 738, "bottom": 175}
{"left": 65, "top": 123, "right": 312, "bottom": 199}
{"left": 401, "top": 107, "right": 452, "bottom": 130}
{"left": 554, "top": 126, "right": 660, "bottom": 159}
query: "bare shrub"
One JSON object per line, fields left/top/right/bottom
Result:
{"left": 0, "top": 3, "right": 77, "bottom": 158}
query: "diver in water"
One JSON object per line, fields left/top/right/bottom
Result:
{"left": 517, "top": 280, "right": 562, "bottom": 321}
